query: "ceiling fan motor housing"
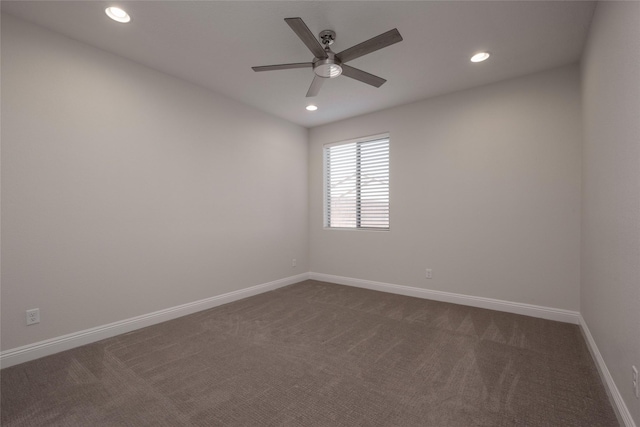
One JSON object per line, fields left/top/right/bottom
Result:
{"left": 313, "top": 51, "right": 342, "bottom": 78}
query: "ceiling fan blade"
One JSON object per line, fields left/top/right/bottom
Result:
{"left": 336, "top": 28, "right": 403, "bottom": 64}
{"left": 306, "top": 75, "right": 325, "bottom": 97}
{"left": 340, "top": 64, "right": 387, "bottom": 88}
{"left": 252, "top": 62, "right": 313, "bottom": 72}
{"left": 285, "top": 17, "right": 328, "bottom": 59}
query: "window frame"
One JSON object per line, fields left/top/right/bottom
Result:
{"left": 322, "top": 132, "right": 390, "bottom": 231}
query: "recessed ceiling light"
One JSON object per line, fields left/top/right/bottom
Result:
{"left": 105, "top": 7, "right": 131, "bottom": 23}
{"left": 306, "top": 105, "right": 318, "bottom": 111}
{"left": 470, "top": 52, "right": 490, "bottom": 63}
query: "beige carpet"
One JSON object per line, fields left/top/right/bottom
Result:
{"left": 1, "top": 280, "right": 618, "bottom": 426}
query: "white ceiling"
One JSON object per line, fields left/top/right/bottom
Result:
{"left": 1, "top": 1, "right": 596, "bottom": 128}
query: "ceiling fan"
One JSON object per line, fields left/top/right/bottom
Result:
{"left": 252, "top": 17, "right": 403, "bottom": 97}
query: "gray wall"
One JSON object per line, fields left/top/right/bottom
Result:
{"left": 1, "top": 14, "right": 309, "bottom": 351}
{"left": 581, "top": 1, "right": 640, "bottom": 423}
{"left": 309, "top": 65, "right": 583, "bottom": 311}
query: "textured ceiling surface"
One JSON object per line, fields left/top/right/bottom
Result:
{"left": 1, "top": 1, "right": 596, "bottom": 127}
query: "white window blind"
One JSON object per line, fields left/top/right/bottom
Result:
{"left": 324, "top": 134, "right": 389, "bottom": 230}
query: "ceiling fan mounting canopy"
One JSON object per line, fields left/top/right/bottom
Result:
{"left": 319, "top": 30, "right": 336, "bottom": 46}
{"left": 252, "top": 17, "right": 403, "bottom": 97}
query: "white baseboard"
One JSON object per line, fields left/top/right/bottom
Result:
{"left": 0, "top": 273, "right": 309, "bottom": 369}
{"left": 579, "top": 315, "right": 637, "bottom": 427}
{"left": 309, "top": 272, "right": 580, "bottom": 324}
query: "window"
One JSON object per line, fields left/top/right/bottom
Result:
{"left": 324, "top": 133, "right": 390, "bottom": 230}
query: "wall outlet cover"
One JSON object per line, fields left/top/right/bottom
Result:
{"left": 26, "top": 308, "right": 40, "bottom": 326}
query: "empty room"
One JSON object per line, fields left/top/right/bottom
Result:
{"left": 1, "top": 1, "right": 638, "bottom": 426}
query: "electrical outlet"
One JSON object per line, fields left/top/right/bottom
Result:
{"left": 425, "top": 269, "right": 432, "bottom": 279}
{"left": 26, "top": 308, "right": 40, "bottom": 326}
{"left": 633, "top": 365, "right": 639, "bottom": 398}
{"left": 292, "top": 258, "right": 297, "bottom": 267}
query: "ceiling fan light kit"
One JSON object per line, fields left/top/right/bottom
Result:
{"left": 314, "top": 54, "right": 342, "bottom": 78}
{"left": 252, "top": 17, "right": 403, "bottom": 97}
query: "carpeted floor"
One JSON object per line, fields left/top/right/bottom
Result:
{"left": 1, "top": 280, "right": 618, "bottom": 426}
